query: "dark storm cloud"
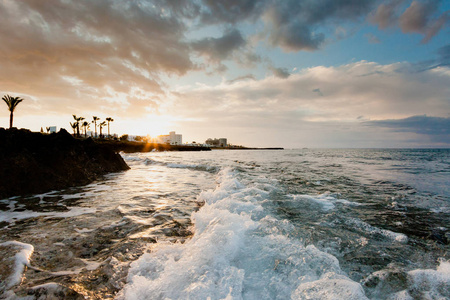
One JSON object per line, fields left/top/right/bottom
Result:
{"left": 191, "top": 29, "right": 246, "bottom": 62}
{"left": 365, "top": 115, "right": 450, "bottom": 143}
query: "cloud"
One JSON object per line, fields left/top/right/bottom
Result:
{"left": 169, "top": 61, "right": 449, "bottom": 147}
{"left": 370, "top": 0, "right": 405, "bottom": 29}
{"left": 191, "top": 29, "right": 246, "bottom": 62}
{"left": 199, "top": 0, "right": 265, "bottom": 24}
{"left": 371, "top": 0, "right": 449, "bottom": 43}
{"left": 270, "top": 67, "right": 291, "bottom": 78}
{"left": 400, "top": 1, "right": 438, "bottom": 32}
{"left": 0, "top": 0, "right": 194, "bottom": 115}
{"left": 262, "top": 0, "right": 377, "bottom": 51}
{"left": 364, "top": 115, "right": 450, "bottom": 144}
{"left": 226, "top": 75, "right": 257, "bottom": 84}
{"left": 175, "top": 61, "right": 449, "bottom": 121}
{"left": 312, "top": 88, "right": 324, "bottom": 96}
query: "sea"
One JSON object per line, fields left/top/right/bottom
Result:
{"left": 0, "top": 149, "right": 449, "bottom": 299}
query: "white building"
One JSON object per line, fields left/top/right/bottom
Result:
{"left": 156, "top": 131, "right": 182, "bottom": 145}
{"left": 219, "top": 138, "right": 227, "bottom": 147}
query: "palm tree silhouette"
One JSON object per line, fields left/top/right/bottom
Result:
{"left": 2, "top": 94, "right": 24, "bottom": 129}
{"left": 70, "top": 122, "right": 77, "bottom": 135}
{"left": 73, "top": 115, "right": 84, "bottom": 137}
{"left": 92, "top": 116, "right": 100, "bottom": 138}
{"left": 82, "top": 121, "right": 90, "bottom": 138}
{"left": 106, "top": 117, "right": 114, "bottom": 138}
{"left": 99, "top": 121, "right": 106, "bottom": 138}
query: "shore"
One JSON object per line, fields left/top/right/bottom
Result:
{"left": 94, "top": 139, "right": 211, "bottom": 152}
{"left": 0, "top": 128, "right": 130, "bottom": 199}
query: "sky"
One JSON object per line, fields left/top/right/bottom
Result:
{"left": 0, "top": 0, "right": 449, "bottom": 148}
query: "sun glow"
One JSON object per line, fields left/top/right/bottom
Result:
{"left": 121, "top": 114, "right": 177, "bottom": 138}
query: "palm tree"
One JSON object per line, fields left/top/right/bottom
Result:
{"left": 106, "top": 117, "right": 114, "bottom": 138}
{"left": 2, "top": 94, "right": 24, "bottom": 129}
{"left": 92, "top": 116, "right": 100, "bottom": 138}
{"left": 82, "top": 121, "right": 90, "bottom": 138}
{"left": 73, "top": 115, "right": 84, "bottom": 137}
{"left": 99, "top": 121, "right": 106, "bottom": 138}
{"left": 69, "top": 122, "right": 77, "bottom": 135}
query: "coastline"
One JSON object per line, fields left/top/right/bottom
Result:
{"left": 0, "top": 128, "right": 130, "bottom": 199}
{"left": 211, "top": 147, "right": 284, "bottom": 150}
{"left": 94, "top": 139, "right": 211, "bottom": 152}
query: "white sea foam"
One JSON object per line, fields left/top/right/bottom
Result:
{"left": 367, "top": 260, "right": 450, "bottom": 299}
{"left": 344, "top": 218, "right": 408, "bottom": 243}
{"left": 0, "top": 241, "right": 34, "bottom": 289}
{"left": 397, "top": 260, "right": 450, "bottom": 299}
{"left": 0, "top": 206, "right": 96, "bottom": 225}
{"left": 167, "top": 163, "right": 218, "bottom": 173}
{"left": 120, "top": 168, "right": 366, "bottom": 299}
{"left": 291, "top": 192, "right": 358, "bottom": 211}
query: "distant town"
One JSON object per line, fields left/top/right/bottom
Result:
{"left": 45, "top": 123, "right": 243, "bottom": 149}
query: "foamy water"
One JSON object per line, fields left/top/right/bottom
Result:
{"left": 0, "top": 149, "right": 449, "bottom": 299}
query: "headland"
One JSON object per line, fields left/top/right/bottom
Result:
{"left": 0, "top": 128, "right": 130, "bottom": 198}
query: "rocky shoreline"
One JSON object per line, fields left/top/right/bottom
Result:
{"left": 0, "top": 128, "right": 130, "bottom": 199}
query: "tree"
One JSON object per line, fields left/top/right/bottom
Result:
{"left": 99, "top": 121, "right": 106, "bottom": 138}
{"left": 82, "top": 121, "right": 90, "bottom": 138}
{"left": 119, "top": 134, "right": 128, "bottom": 141}
{"left": 73, "top": 115, "right": 84, "bottom": 137}
{"left": 92, "top": 116, "right": 100, "bottom": 138}
{"left": 106, "top": 117, "right": 114, "bottom": 138}
{"left": 2, "top": 94, "right": 24, "bottom": 129}
{"left": 69, "top": 122, "right": 77, "bottom": 135}
{"left": 46, "top": 127, "right": 50, "bottom": 133}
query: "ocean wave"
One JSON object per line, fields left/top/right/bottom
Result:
{"left": 119, "top": 168, "right": 365, "bottom": 299}
{"left": 143, "top": 157, "right": 219, "bottom": 173}
{"left": 343, "top": 218, "right": 408, "bottom": 243}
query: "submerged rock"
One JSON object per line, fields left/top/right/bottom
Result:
{"left": 0, "top": 128, "right": 130, "bottom": 198}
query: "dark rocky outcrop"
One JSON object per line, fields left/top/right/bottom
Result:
{"left": 0, "top": 128, "right": 129, "bottom": 199}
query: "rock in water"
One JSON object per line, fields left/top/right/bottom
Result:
{"left": 0, "top": 128, "right": 130, "bottom": 198}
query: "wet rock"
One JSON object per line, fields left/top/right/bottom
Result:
{"left": 363, "top": 269, "right": 409, "bottom": 298}
{"left": 26, "top": 283, "right": 85, "bottom": 300}
{"left": 0, "top": 128, "right": 130, "bottom": 198}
